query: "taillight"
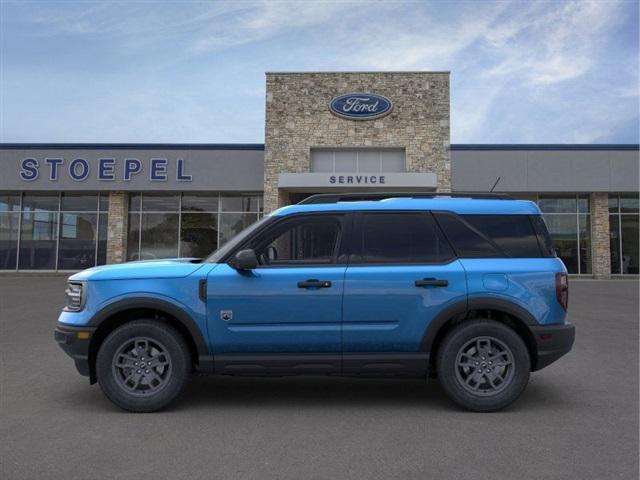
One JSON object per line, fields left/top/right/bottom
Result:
{"left": 555, "top": 272, "right": 569, "bottom": 310}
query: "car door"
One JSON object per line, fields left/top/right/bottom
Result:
{"left": 342, "top": 211, "right": 467, "bottom": 374}
{"left": 207, "top": 213, "right": 348, "bottom": 373}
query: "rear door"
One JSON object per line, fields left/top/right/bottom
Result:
{"left": 342, "top": 211, "right": 467, "bottom": 373}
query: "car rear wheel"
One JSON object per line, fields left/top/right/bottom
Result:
{"left": 436, "top": 319, "right": 530, "bottom": 412}
{"left": 96, "top": 320, "right": 191, "bottom": 412}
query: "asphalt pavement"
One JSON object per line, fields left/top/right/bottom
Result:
{"left": 1, "top": 276, "right": 638, "bottom": 480}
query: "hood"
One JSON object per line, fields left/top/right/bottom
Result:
{"left": 69, "top": 258, "right": 207, "bottom": 281}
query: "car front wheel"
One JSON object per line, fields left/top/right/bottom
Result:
{"left": 96, "top": 320, "right": 191, "bottom": 412}
{"left": 436, "top": 319, "right": 530, "bottom": 412}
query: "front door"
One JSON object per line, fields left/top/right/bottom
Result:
{"left": 207, "top": 213, "right": 348, "bottom": 373}
{"left": 342, "top": 212, "right": 467, "bottom": 373}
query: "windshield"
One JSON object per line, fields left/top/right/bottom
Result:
{"left": 205, "top": 216, "right": 272, "bottom": 263}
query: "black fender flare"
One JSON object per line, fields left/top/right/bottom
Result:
{"left": 88, "top": 297, "right": 210, "bottom": 361}
{"left": 420, "top": 297, "right": 538, "bottom": 353}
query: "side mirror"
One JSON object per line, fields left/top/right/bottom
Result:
{"left": 231, "top": 249, "right": 258, "bottom": 270}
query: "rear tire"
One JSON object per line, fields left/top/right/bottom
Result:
{"left": 96, "top": 320, "right": 191, "bottom": 412}
{"left": 436, "top": 319, "right": 530, "bottom": 412}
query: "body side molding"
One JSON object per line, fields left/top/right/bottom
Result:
{"left": 213, "top": 352, "right": 429, "bottom": 377}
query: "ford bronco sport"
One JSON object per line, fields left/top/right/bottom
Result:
{"left": 55, "top": 193, "right": 575, "bottom": 412}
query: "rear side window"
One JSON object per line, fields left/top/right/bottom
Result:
{"left": 435, "top": 213, "right": 544, "bottom": 258}
{"left": 355, "top": 213, "right": 454, "bottom": 264}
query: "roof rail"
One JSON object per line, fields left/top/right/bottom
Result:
{"left": 297, "top": 192, "right": 513, "bottom": 204}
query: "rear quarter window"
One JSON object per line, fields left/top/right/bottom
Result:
{"left": 462, "top": 215, "right": 542, "bottom": 257}
{"left": 434, "top": 213, "right": 544, "bottom": 258}
{"left": 530, "top": 215, "right": 556, "bottom": 258}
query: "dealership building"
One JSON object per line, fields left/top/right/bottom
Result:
{"left": 0, "top": 72, "right": 638, "bottom": 276}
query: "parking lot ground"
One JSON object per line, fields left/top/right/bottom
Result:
{"left": 1, "top": 277, "right": 638, "bottom": 480}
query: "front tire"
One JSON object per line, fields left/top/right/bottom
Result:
{"left": 436, "top": 320, "right": 530, "bottom": 412}
{"left": 96, "top": 320, "right": 191, "bottom": 412}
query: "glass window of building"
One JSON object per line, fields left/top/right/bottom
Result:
{"left": 538, "top": 195, "right": 591, "bottom": 274}
{"left": 609, "top": 194, "right": 639, "bottom": 274}
{"left": 58, "top": 193, "right": 100, "bottom": 270}
{"left": 127, "top": 192, "right": 262, "bottom": 261}
{"left": 180, "top": 192, "right": 219, "bottom": 259}
{"left": 311, "top": 149, "right": 406, "bottom": 173}
{"left": 19, "top": 193, "right": 59, "bottom": 269}
{"left": 0, "top": 192, "right": 108, "bottom": 270}
{"left": 0, "top": 192, "right": 20, "bottom": 269}
{"left": 128, "top": 194, "right": 180, "bottom": 261}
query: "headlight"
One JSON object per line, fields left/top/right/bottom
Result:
{"left": 64, "top": 282, "right": 85, "bottom": 312}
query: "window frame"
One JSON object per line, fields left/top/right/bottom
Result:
{"left": 349, "top": 211, "right": 457, "bottom": 266}
{"left": 608, "top": 193, "right": 640, "bottom": 275}
{"left": 537, "top": 194, "right": 591, "bottom": 274}
{"left": 310, "top": 148, "right": 406, "bottom": 174}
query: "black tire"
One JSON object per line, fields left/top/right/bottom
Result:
{"left": 96, "top": 320, "right": 191, "bottom": 412}
{"left": 436, "top": 319, "right": 530, "bottom": 412}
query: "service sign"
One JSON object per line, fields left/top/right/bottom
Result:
{"left": 329, "top": 93, "right": 393, "bottom": 120}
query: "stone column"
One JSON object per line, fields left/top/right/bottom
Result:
{"left": 590, "top": 192, "right": 611, "bottom": 277}
{"left": 106, "top": 191, "right": 129, "bottom": 264}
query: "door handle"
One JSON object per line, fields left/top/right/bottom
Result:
{"left": 415, "top": 278, "right": 448, "bottom": 287}
{"left": 297, "top": 279, "right": 332, "bottom": 289}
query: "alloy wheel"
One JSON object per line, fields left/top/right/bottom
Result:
{"left": 454, "top": 336, "right": 515, "bottom": 396}
{"left": 112, "top": 337, "right": 172, "bottom": 396}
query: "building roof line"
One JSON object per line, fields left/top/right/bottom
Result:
{"left": 0, "top": 143, "right": 637, "bottom": 151}
{"left": 265, "top": 71, "right": 451, "bottom": 74}
{"left": 0, "top": 143, "right": 266, "bottom": 151}
{"left": 450, "top": 144, "right": 639, "bottom": 151}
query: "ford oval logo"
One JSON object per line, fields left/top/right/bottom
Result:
{"left": 329, "top": 93, "right": 393, "bottom": 120}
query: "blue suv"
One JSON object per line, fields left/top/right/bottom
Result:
{"left": 55, "top": 193, "right": 575, "bottom": 412}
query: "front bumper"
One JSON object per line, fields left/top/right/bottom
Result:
{"left": 530, "top": 322, "right": 575, "bottom": 371}
{"left": 54, "top": 324, "right": 96, "bottom": 378}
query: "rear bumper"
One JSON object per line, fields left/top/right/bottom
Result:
{"left": 54, "top": 324, "right": 96, "bottom": 377}
{"left": 530, "top": 322, "right": 575, "bottom": 371}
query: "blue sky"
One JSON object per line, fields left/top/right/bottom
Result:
{"left": 1, "top": 0, "right": 638, "bottom": 144}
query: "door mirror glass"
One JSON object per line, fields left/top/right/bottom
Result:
{"left": 266, "top": 245, "right": 278, "bottom": 262}
{"left": 232, "top": 249, "right": 258, "bottom": 270}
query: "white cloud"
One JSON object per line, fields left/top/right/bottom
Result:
{"left": 3, "top": 0, "right": 637, "bottom": 143}
{"left": 483, "top": 0, "right": 623, "bottom": 85}
{"left": 188, "top": 1, "right": 363, "bottom": 52}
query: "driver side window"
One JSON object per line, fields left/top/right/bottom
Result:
{"left": 251, "top": 215, "right": 342, "bottom": 266}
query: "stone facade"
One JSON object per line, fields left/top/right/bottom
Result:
{"left": 590, "top": 192, "right": 611, "bottom": 277}
{"left": 264, "top": 72, "right": 450, "bottom": 212}
{"left": 106, "top": 191, "right": 129, "bottom": 264}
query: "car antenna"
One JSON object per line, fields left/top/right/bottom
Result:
{"left": 490, "top": 176, "right": 501, "bottom": 193}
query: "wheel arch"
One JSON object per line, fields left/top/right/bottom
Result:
{"left": 87, "top": 298, "right": 210, "bottom": 384}
{"left": 422, "top": 297, "right": 538, "bottom": 374}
